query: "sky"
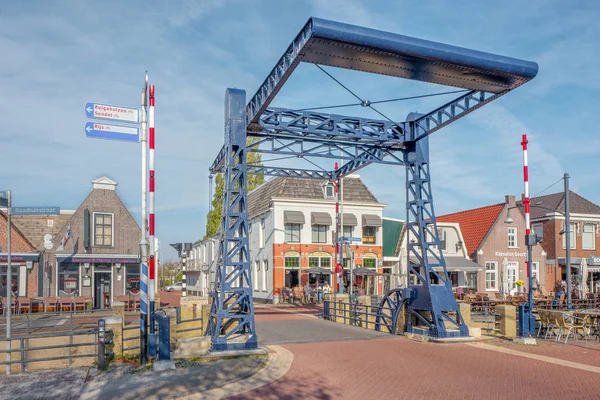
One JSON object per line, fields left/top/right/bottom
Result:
{"left": 1, "top": 0, "right": 599, "bottom": 261}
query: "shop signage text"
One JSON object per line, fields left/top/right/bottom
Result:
{"left": 495, "top": 251, "right": 527, "bottom": 257}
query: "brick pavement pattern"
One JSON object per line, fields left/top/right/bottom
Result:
{"left": 0, "top": 367, "right": 89, "bottom": 400}
{"left": 232, "top": 336, "right": 600, "bottom": 400}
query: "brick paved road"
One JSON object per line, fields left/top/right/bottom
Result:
{"left": 235, "top": 305, "right": 600, "bottom": 400}
{"left": 255, "top": 305, "right": 391, "bottom": 346}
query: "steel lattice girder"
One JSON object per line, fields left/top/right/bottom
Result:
{"left": 247, "top": 165, "right": 334, "bottom": 180}
{"left": 246, "top": 17, "right": 537, "bottom": 125}
{"left": 207, "top": 89, "right": 257, "bottom": 351}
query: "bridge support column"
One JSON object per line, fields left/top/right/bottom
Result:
{"left": 207, "top": 88, "right": 257, "bottom": 351}
{"left": 403, "top": 131, "right": 469, "bottom": 338}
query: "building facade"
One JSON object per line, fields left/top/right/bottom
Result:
{"left": 527, "top": 191, "right": 600, "bottom": 293}
{"left": 192, "top": 175, "right": 386, "bottom": 303}
{"left": 397, "top": 221, "right": 482, "bottom": 290}
{"left": 0, "top": 212, "right": 40, "bottom": 297}
{"left": 438, "top": 195, "right": 547, "bottom": 295}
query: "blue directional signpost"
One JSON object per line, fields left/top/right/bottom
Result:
{"left": 85, "top": 102, "right": 139, "bottom": 123}
{"left": 84, "top": 102, "right": 140, "bottom": 142}
{"left": 85, "top": 122, "right": 139, "bottom": 142}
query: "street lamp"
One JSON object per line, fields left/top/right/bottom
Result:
{"left": 504, "top": 173, "right": 572, "bottom": 310}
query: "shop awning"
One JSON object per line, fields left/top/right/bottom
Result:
{"left": 441, "top": 257, "right": 484, "bottom": 273}
{"left": 342, "top": 213, "right": 358, "bottom": 226}
{"left": 362, "top": 214, "right": 382, "bottom": 227}
{"left": 284, "top": 211, "right": 305, "bottom": 224}
{"left": 409, "top": 256, "right": 483, "bottom": 273}
{"left": 558, "top": 257, "right": 582, "bottom": 266}
{"left": 311, "top": 212, "right": 332, "bottom": 226}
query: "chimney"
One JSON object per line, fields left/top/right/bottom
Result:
{"left": 505, "top": 195, "right": 515, "bottom": 206}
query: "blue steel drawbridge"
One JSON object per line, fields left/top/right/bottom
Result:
{"left": 207, "top": 17, "right": 538, "bottom": 350}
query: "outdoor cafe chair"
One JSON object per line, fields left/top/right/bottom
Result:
{"left": 536, "top": 310, "right": 547, "bottom": 337}
{"left": 545, "top": 311, "right": 560, "bottom": 340}
{"left": 17, "top": 297, "right": 32, "bottom": 314}
{"left": 557, "top": 312, "right": 588, "bottom": 344}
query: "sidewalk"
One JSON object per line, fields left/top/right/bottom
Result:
{"left": 0, "top": 346, "right": 293, "bottom": 400}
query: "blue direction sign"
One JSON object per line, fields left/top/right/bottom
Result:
{"left": 85, "top": 122, "right": 139, "bottom": 142}
{"left": 340, "top": 236, "right": 362, "bottom": 242}
{"left": 0, "top": 191, "right": 7, "bottom": 207}
{"left": 85, "top": 102, "right": 139, "bottom": 123}
{"left": 12, "top": 207, "right": 60, "bottom": 215}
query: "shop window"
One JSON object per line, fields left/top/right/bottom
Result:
{"left": 94, "top": 213, "right": 113, "bottom": 247}
{"left": 284, "top": 257, "right": 300, "bottom": 287}
{"left": 308, "top": 256, "right": 331, "bottom": 285}
{"left": 485, "top": 261, "right": 497, "bottom": 290}
{"left": 0, "top": 266, "right": 18, "bottom": 295}
{"left": 126, "top": 265, "right": 140, "bottom": 294}
{"left": 59, "top": 263, "right": 79, "bottom": 296}
{"left": 363, "top": 258, "right": 377, "bottom": 269}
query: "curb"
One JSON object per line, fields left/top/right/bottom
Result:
{"left": 179, "top": 345, "right": 294, "bottom": 399}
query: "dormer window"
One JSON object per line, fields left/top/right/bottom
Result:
{"left": 323, "top": 182, "right": 335, "bottom": 199}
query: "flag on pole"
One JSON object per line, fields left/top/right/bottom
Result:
{"left": 57, "top": 222, "right": 71, "bottom": 251}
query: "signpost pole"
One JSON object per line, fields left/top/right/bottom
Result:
{"left": 6, "top": 190, "right": 11, "bottom": 375}
{"left": 139, "top": 74, "right": 149, "bottom": 365}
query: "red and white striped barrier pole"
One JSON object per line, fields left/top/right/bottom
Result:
{"left": 521, "top": 134, "right": 531, "bottom": 277}
{"left": 149, "top": 84, "right": 156, "bottom": 331}
{"left": 522, "top": 133, "right": 535, "bottom": 337}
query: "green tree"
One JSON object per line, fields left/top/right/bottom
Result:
{"left": 204, "top": 137, "right": 264, "bottom": 239}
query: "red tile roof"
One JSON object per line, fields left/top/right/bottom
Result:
{"left": 437, "top": 203, "right": 505, "bottom": 256}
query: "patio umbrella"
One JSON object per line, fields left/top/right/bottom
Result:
{"left": 302, "top": 267, "right": 333, "bottom": 301}
{"left": 580, "top": 256, "right": 588, "bottom": 298}
{"left": 353, "top": 267, "right": 377, "bottom": 276}
{"left": 500, "top": 257, "right": 508, "bottom": 299}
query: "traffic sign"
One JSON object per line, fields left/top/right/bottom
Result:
{"left": 340, "top": 236, "right": 362, "bottom": 243}
{"left": 11, "top": 207, "right": 60, "bottom": 215}
{"left": 85, "top": 102, "right": 139, "bottom": 123}
{"left": 85, "top": 122, "right": 139, "bottom": 142}
{"left": 0, "top": 191, "right": 7, "bottom": 207}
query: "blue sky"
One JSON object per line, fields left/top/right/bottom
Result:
{"left": 1, "top": 1, "right": 599, "bottom": 261}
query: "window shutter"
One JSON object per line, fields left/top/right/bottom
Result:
{"left": 83, "top": 209, "right": 90, "bottom": 248}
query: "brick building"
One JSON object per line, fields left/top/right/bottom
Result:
{"left": 249, "top": 175, "right": 385, "bottom": 303}
{"left": 191, "top": 175, "right": 386, "bottom": 303}
{"left": 526, "top": 191, "right": 600, "bottom": 293}
{"left": 438, "top": 195, "right": 547, "bottom": 295}
{"left": 8, "top": 176, "right": 141, "bottom": 308}
{"left": 51, "top": 177, "right": 141, "bottom": 308}
{"left": 0, "top": 212, "right": 39, "bottom": 297}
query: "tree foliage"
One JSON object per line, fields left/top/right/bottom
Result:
{"left": 204, "top": 137, "right": 264, "bottom": 239}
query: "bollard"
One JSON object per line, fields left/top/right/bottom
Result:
{"left": 154, "top": 311, "right": 171, "bottom": 360}
{"left": 98, "top": 319, "right": 106, "bottom": 371}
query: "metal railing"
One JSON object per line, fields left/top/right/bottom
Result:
{"left": 174, "top": 306, "right": 203, "bottom": 334}
{"left": 122, "top": 322, "right": 141, "bottom": 352}
{"left": 0, "top": 308, "right": 113, "bottom": 337}
{"left": 0, "top": 328, "right": 112, "bottom": 373}
{"left": 323, "top": 300, "right": 396, "bottom": 333}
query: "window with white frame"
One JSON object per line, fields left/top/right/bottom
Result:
{"left": 532, "top": 223, "right": 543, "bottom": 242}
{"left": 252, "top": 261, "right": 258, "bottom": 290}
{"left": 438, "top": 228, "right": 447, "bottom": 251}
{"left": 485, "top": 261, "right": 497, "bottom": 290}
{"left": 562, "top": 222, "right": 576, "bottom": 249}
{"left": 343, "top": 225, "right": 353, "bottom": 238}
{"left": 284, "top": 224, "right": 301, "bottom": 243}
{"left": 323, "top": 183, "right": 335, "bottom": 199}
{"left": 363, "top": 258, "right": 377, "bottom": 269}
{"left": 507, "top": 227, "right": 517, "bottom": 248}
{"left": 532, "top": 262, "right": 539, "bottom": 281}
{"left": 583, "top": 223, "right": 595, "bottom": 250}
{"left": 261, "top": 260, "right": 268, "bottom": 290}
{"left": 94, "top": 213, "right": 113, "bottom": 247}
{"left": 308, "top": 257, "right": 331, "bottom": 285}
{"left": 312, "top": 225, "right": 328, "bottom": 243}
{"left": 260, "top": 219, "right": 266, "bottom": 248}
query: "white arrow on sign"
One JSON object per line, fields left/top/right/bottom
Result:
{"left": 85, "top": 102, "right": 139, "bottom": 123}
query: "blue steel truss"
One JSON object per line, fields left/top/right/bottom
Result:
{"left": 208, "top": 17, "right": 537, "bottom": 350}
{"left": 207, "top": 89, "right": 257, "bottom": 351}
